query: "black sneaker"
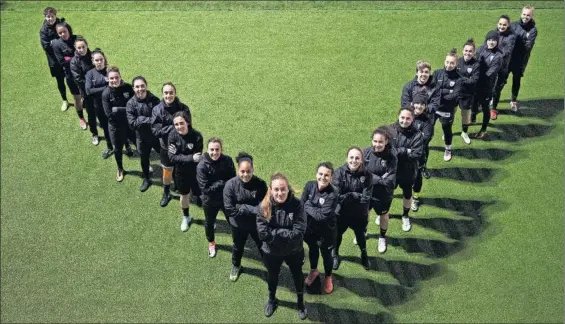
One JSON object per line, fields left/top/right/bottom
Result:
{"left": 140, "top": 178, "right": 152, "bottom": 192}
{"left": 421, "top": 167, "right": 431, "bottom": 179}
{"left": 332, "top": 255, "right": 341, "bottom": 270}
{"left": 102, "top": 149, "right": 113, "bottom": 160}
{"left": 361, "top": 250, "right": 371, "bottom": 270}
{"left": 264, "top": 299, "right": 278, "bottom": 317}
{"left": 160, "top": 192, "right": 172, "bottom": 207}
{"left": 297, "top": 306, "right": 307, "bottom": 320}
{"left": 125, "top": 145, "right": 134, "bottom": 157}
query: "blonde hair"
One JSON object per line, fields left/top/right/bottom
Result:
{"left": 416, "top": 60, "right": 431, "bottom": 72}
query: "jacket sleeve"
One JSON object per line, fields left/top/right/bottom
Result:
{"left": 427, "top": 86, "right": 440, "bottom": 114}
{"left": 39, "top": 27, "right": 52, "bottom": 52}
{"left": 126, "top": 99, "right": 140, "bottom": 130}
{"left": 351, "top": 171, "right": 373, "bottom": 205}
{"left": 52, "top": 41, "right": 66, "bottom": 67}
{"left": 373, "top": 155, "right": 397, "bottom": 190}
{"left": 85, "top": 73, "right": 106, "bottom": 96}
{"left": 101, "top": 89, "right": 113, "bottom": 118}
{"left": 442, "top": 78, "right": 461, "bottom": 102}
{"left": 271, "top": 201, "right": 306, "bottom": 244}
{"left": 256, "top": 210, "right": 274, "bottom": 243}
{"left": 223, "top": 181, "right": 244, "bottom": 219}
{"left": 460, "top": 63, "right": 480, "bottom": 87}
{"left": 70, "top": 59, "right": 85, "bottom": 96}
{"left": 400, "top": 82, "right": 412, "bottom": 108}
{"left": 501, "top": 35, "right": 516, "bottom": 61}
{"left": 407, "top": 131, "right": 423, "bottom": 161}
{"left": 331, "top": 168, "right": 349, "bottom": 203}
{"left": 303, "top": 189, "right": 338, "bottom": 222}
{"left": 167, "top": 132, "right": 194, "bottom": 165}
{"left": 525, "top": 27, "right": 537, "bottom": 50}
{"left": 151, "top": 107, "right": 164, "bottom": 138}
{"left": 486, "top": 54, "right": 502, "bottom": 77}
{"left": 421, "top": 115, "right": 434, "bottom": 144}
{"left": 196, "top": 162, "right": 212, "bottom": 194}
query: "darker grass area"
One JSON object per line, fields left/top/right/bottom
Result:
{"left": 427, "top": 167, "right": 497, "bottom": 183}
{"left": 429, "top": 146, "right": 515, "bottom": 161}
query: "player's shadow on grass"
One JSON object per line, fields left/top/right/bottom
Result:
{"left": 277, "top": 299, "right": 396, "bottom": 323}
{"left": 498, "top": 98, "right": 564, "bottom": 121}
{"left": 427, "top": 167, "right": 496, "bottom": 183}
{"left": 429, "top": 146, "right": 515, "bottom": 161}
{"left": 483, "top": 123, "right": 553, "bottom": 142}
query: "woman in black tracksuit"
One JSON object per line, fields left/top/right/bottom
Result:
{"left": 411, "top": 94, "right": 433, "bottom": 212}
{"left": 52, "top": 22, "right": 84, "bottom": 120}
{"left": 151, "top": 83, "right": 193, "bottom": 208}
{"left": 256, "top": 172, "right": 307, "bottom": 320}
{"left": 39, "top": 7, "right": 71, "bottom": 111}
{"left": 126, "top": 76, "right": 161, "bottom": 192}
{"left": 473, "top": 32, "right": 504, "bottom": 139}
{"left": 70, "top": 36, "right": 96, "bottom": 141}
{"left": 364, "top": 128, "right": 397, "bottom": 254}
{"left": 101, "top": 66, "right": 135, "bottom": 182}
{"left": 302, "top": 162, "right": 339, "bottom": 295}
{"left": 85, "top": 49, "right": 113, "bottom": 159}
{"left": 332, "top": 147, "right": 373, "bottom": 270}
{"left": 389, "top": 107, "right": 423, "bottom": 233}
{"left": 432, "top": 48, "right": 462, "bottom": 162}
{"left": 167, "top": 111, "right": 204, "bottom": 233}
{"left": 223, "top": 152, "right": 267, "bottom": 282}
{"left": 456, "top": 38, "right": 480, "bottom": 144}
{"left": 196, "top": 137, "right": 236, "bottom": 258}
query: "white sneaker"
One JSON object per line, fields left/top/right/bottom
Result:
{"left": 510, "top": 101, "right": 518, "bottom": 112}
{"left": 402, "top": 216, "right": 411, "bottom": 232}
{"left": 378, "top": 237, "right": 387, "bottom": 253}
{"left": 61, "top": 100, "right": 69, "bottom": 111}
{"left": 91, "top": 135, "right": 99, "bottom": 146}
{"left": 461, "top": 132, "right": 471, "bottom": 145}
{"left": 180, "top": 215, "right": 192, "bottom": 232}
{"left": 375, "top": 215, "right": 381, "bottom": 226}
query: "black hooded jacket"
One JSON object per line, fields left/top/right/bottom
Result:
{"left": 52, "top": 34, "right": 77, "bottom": 78}
{"left": 511, "top": 19, "right": 537, "bottom": 53}
{"left": 126, "top": 91, "right": 161, "bottom": 140}
{"left": 484, "top": 28, "right": 516, "bottom": 70}
{"left": 413, "top": 111, "right": 434, "bottom": 146}
{"left": 39, "top": 17, "right": 71, "bottom": 68}
{"left": 70, "top": 50, "right": 93, "bottom": 97}
{"left": 167, "top": 127, "right": 204, "bottom": 170}
{"left": 456, "top": 57, "right": 480, "bottom": 98}
{"left": 301, "top": 181, "right": 339, "bottom": 236}
{"left": 223, "top": 176, "right": 268, "bottom": 230}
{"left": 101, "top": 82, "right": 134, "bottom": 125}
{"left": 151, "top": 97, "right": 192, "bottom": 147}
{"left": 401, "top": 76, "right": 441, "bottom": 114}
{"left": 388, "top": 122, "right": 423, "bottom": 173}
{"left": 362, "top": 147, "right": 397, "bottom": 199}
{"left": 196, "top": 153, "right": 236, "bottom": 207}
{"left": 256, "top": 193, "right": 306, "bottom": 257}
{"left": 432, "top": 68, "right": 462, "bottom": 113}
{"left": 476, "top": 45, "right": 504, "bottom": 93}
{"left": 332, "top": 164, "right": 373, "bottom": 217}
{"left": 85, "top": 68, "right": 108, "bottom": 110}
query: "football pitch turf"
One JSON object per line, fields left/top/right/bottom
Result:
{"left": 1, "top": 1, "right": 564, "bottom": 323}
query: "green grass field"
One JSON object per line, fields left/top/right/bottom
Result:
{"left": 1, "top": 1, "right": 564, "bottom": 323}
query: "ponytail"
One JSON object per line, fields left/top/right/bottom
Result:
{"left": 260, "top": 188, "right": 272, "bottom": 221}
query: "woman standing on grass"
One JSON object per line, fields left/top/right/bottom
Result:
{"left": 85, "top": 49, "right": 113, "bottom": 159}
{"left": 101, "top": 66, "right": 135, "bottom": 182}
{"left": 167, "top": 111, "right": 203, "bottom": 232}
{"left": 52, "top": 22, "right": 85, "bottom": 129}
{"left": 389, "top": 107, "right": 423, "bottom": 233}
{"left": 364, "top": 128, "right": 397, "bottom": 254}
{"left": 39, "top": 7, "right": 72, "bottom": 112}
{"left": 70, "top": 36, "right": 98, "bottom": 144}
{"left": 196, "top": 137, "right": 236, "bottom": 258}
{"left": 456, "top": 38, "right": 480, "bottom": 145}
{"left": 302, "top": 162, "right": 339, "bottom": 294}
{"left": 411, "top": 95, "right": 433, "bottom": 212}
{"left": 331, "top": 147, "right": 373, "bottom": 270}
{"left": 223, "top": 152, "right": 267, "bottom": 282}
{"left": 257, "top": 172, "right": 307, "bottom": 320}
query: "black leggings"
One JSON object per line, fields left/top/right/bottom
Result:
{"left": 56, "top": 75, "right": 68, "bottom": 101}
{"left": 137, "top": 136, "right": 160, "bottom": 179}
{"left": 263, "top": 249, "right": 304, "bottom": 301}
{"left": 231, "top": 226, "right": 262, "bottom": 267}
{"left": 95, "top": 103, "right": 113, "bottom": 150}
{"left": 83, "top": 96, "right": 97, "bottom": 136}
{"left": 335, "top": 215, "right": 368, "bottom": 254}
{"left": 511, "top": 71, "right": 522, "bottom": 101}
{"left": 473, "top": 91, "right": 493, "bottom": 133}
{"left": 492, "top": 69, "right": 509, "bottom": 110}
{"left": 434, "top": 114, "right": 454, "bottom": 146}
{"left": 109, "top": 122, "right": 136, "bottom": 170}
{"left": 203, "top": 203, "right": 226, "bottom": 242}
{"left": 304, "top": 230, "right": 335, "bottom": 276}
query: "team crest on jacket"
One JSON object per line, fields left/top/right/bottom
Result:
{"left": 360, "top": 176, "right": 365, "bottom": 183}
{"left": 449, "top": 81, "right": 455, "bottom": 87}
{"left": 467, "top": 67, "right": 472, "bottom": 73}
{"left": 319, "top": 198, "right": 325, "bottom": 205}
{"left": 187, "top": 143, "right": 194, "bottom": 149}
{"left": 381, "top": 160, "right": 387, "bottom": 167}
{"left": 123, "top": 92, "right": 130, "bottom": 99}
{"left": 289, "top": 213, "right": 294, "bottom": 221}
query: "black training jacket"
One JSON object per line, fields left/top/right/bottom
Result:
{"left": 301, "top": 180, "right": 339, "bottom": 236}
{"left": 475, "top": 45, "right": 503, "bottom": 93}
{"left": 413, "top": 112, "right": 434, "bottom": 145}
{"left": 167, "top": 128, "right": 203, "bottom": 172}
{"left": 101, "top": 82, "right": 134, "bottom": 125}
{"left": 70, "top": 50, "right": 93, "bottom": 97}
{"left": 332, "top": 164, "right": 372, "bottom": 217}
{"left": 85, "top": 68, "right": 108, "bottom": 110}
{"left": 511, "top": 19, "right": 537, "bottom": 53}
{"left": 151, "top": 97, "right": 192, "bottom": 147}
{"left": 52, "top": 35, "right": 77, "bottom": 77}
{"left": 388, "top": 122, "right": 423, "bottom": 173}
{"left": 223, "top": 176, "right": 268, "bottom": 230}
{"left": 433, "top": 68, "right": 462, "bottom": 114}
{"left": 362, "top": 147, "right": 397, "bottom": 199}
{"left": 256, "top": 193, "right": 306, "bottom": 257}
{"left": 401, "top": 77, "right": 441, "bottom": 114}
{"left": 196, "top": 153, "right": 236, "bottom": 207}
{"left": 126, "top": 91, "right": 161, "bottom": 140}
{"left": 39, "top": 18, "right": 71, "bottom": 68}
{"left": 484, "top": 29, "right": 516, "bottom": 70}
{"left": 456, "top": 57, "right": 480, "bottom": 98}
